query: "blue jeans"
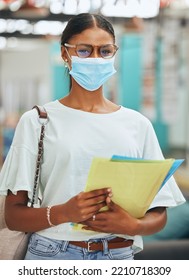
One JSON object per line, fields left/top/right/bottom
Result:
{"left": 24, "top": 233, "right": 134, "bottom": 260}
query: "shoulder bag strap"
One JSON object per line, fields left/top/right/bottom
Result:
{"left": 30, "top": 105, "right": 48, "bottom": 207}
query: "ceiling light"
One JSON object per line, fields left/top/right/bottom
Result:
{"left": 63, "top": 0, "right": 77, "bottom": 15}
{"left": 139, "top": 0, "right": 160, "bottom": 18}
{"left": 50, "top": 0, "right": 63, "bottom": 14}
{"left": 101, "top": 0, "right": 160, "bottom": 18}
{"left": 91, "top": 0, "right": 101, "bottom": 11}
{"left": 0, "top": 37, "right": 6, "bottom": 49}
{"left": 77, "top": 0, "right": 91, "bottom": 13}
{"left": 6, "top": 19, "right": 17, "bottom": 33}
{"left": 9, "top": 0, "right": 23, "bottom": 12}
{"left": 33, "top": 20, "right": 65, "bottom": 35}
{"left": 0, "top": 19, "right": 7, "bottom": 33}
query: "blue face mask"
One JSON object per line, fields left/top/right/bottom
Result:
{"left": 69, "top": 56, "right": 116, "bottom": 91}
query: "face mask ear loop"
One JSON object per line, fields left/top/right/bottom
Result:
{"left": 64, "top": 47, "right": 72, "bottom": 71}
{"left": 64, "top": 47, "right": 71, "bottom": 60}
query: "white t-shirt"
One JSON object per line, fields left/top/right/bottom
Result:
{"left": 0, "top": 100, "right": 185, "bottom": 254}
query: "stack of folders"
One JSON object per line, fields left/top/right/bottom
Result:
{"left": 72, "top": 156, "right": 184, "bottom": 231}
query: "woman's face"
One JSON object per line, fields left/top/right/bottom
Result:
{"left": 61, "top": 27, "right": 115, "bottom": 66}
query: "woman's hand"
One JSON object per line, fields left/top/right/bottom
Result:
{"left": 81, "top": 197, "right": 167, "bottom": 236}
{"left": 81, "top": 197, "right": 138, "bottom": 235}
{"left": 61, "top": 188, "right": 112, "bottom": 224}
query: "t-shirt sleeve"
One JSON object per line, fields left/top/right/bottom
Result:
{"left": 142, "top": 121, "right": 186, "bottom": 208}
{"left": 0, "top": 109, "right": 41, "bottom": 200}
{"left": 149, "top": 176, "right": 186, "bottom": 209}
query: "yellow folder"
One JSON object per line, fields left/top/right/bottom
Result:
{"left": 84, "top": 157, "right": 174, "bottom": 218}
{"left": 72, "top": 157, "right": 183, "bottom": 231}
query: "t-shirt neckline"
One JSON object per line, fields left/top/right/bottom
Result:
{"left": 55, "top": 99, "right": 123, "bottom": 117}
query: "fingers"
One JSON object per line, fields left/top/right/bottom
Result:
{"left": 66, "top": 188, "right": 112, "bottom": 223}
{"left": 86, "top": 201, "right": 107, "bottom": 216}
{"left": 106, "top": 196, "right": 112, "bottom": 205}
{"left": 78, "top": 188, "right": 112, "bottom": 208}
{"left": 84, "top": 188, "right": 112, "bottom": 199}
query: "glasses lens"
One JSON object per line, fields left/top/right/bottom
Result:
{"left": 100, "top": 44, "right": 117, "bottom": 58}
{"left": 76, "top": 44, "right": 92, "bottom": 58}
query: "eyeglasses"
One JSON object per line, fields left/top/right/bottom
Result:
{"left": 64, "top": 43, "right": 118, "bottom": 59}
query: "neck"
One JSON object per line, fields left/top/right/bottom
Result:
{"left": 59, "top": 84, "right": 119, "bottom": 114}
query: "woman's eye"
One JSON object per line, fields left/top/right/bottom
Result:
{"left": 77, "top": 48, "right": 91, "bottom": 57}
{"left": 101, "top": 49, "right": 113, "bottom": 57}
{"left": 102, "top": 49, "right": 111, "bottom": 54}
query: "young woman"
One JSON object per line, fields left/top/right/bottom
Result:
{"left": 0, "top": 13, "right": 185, "bottom": 260}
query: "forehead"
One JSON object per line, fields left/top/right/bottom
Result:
{"left": 68, "top": 27, "right": 114, "bottom": 45}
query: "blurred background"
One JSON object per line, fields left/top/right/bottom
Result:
{"left": 0, "top": 0, "right": 189, "bottom": 259}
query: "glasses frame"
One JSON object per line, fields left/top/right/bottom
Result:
{"left": 64, "top": 43, "right": 119, "bottom": 59}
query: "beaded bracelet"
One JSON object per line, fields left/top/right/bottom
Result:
{"left": 47, "top": 206, "right": 55, "bottom": 227}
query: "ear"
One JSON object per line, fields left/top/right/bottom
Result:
{"left": 61, "top": 46, "right": 69, "bottom": 62}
